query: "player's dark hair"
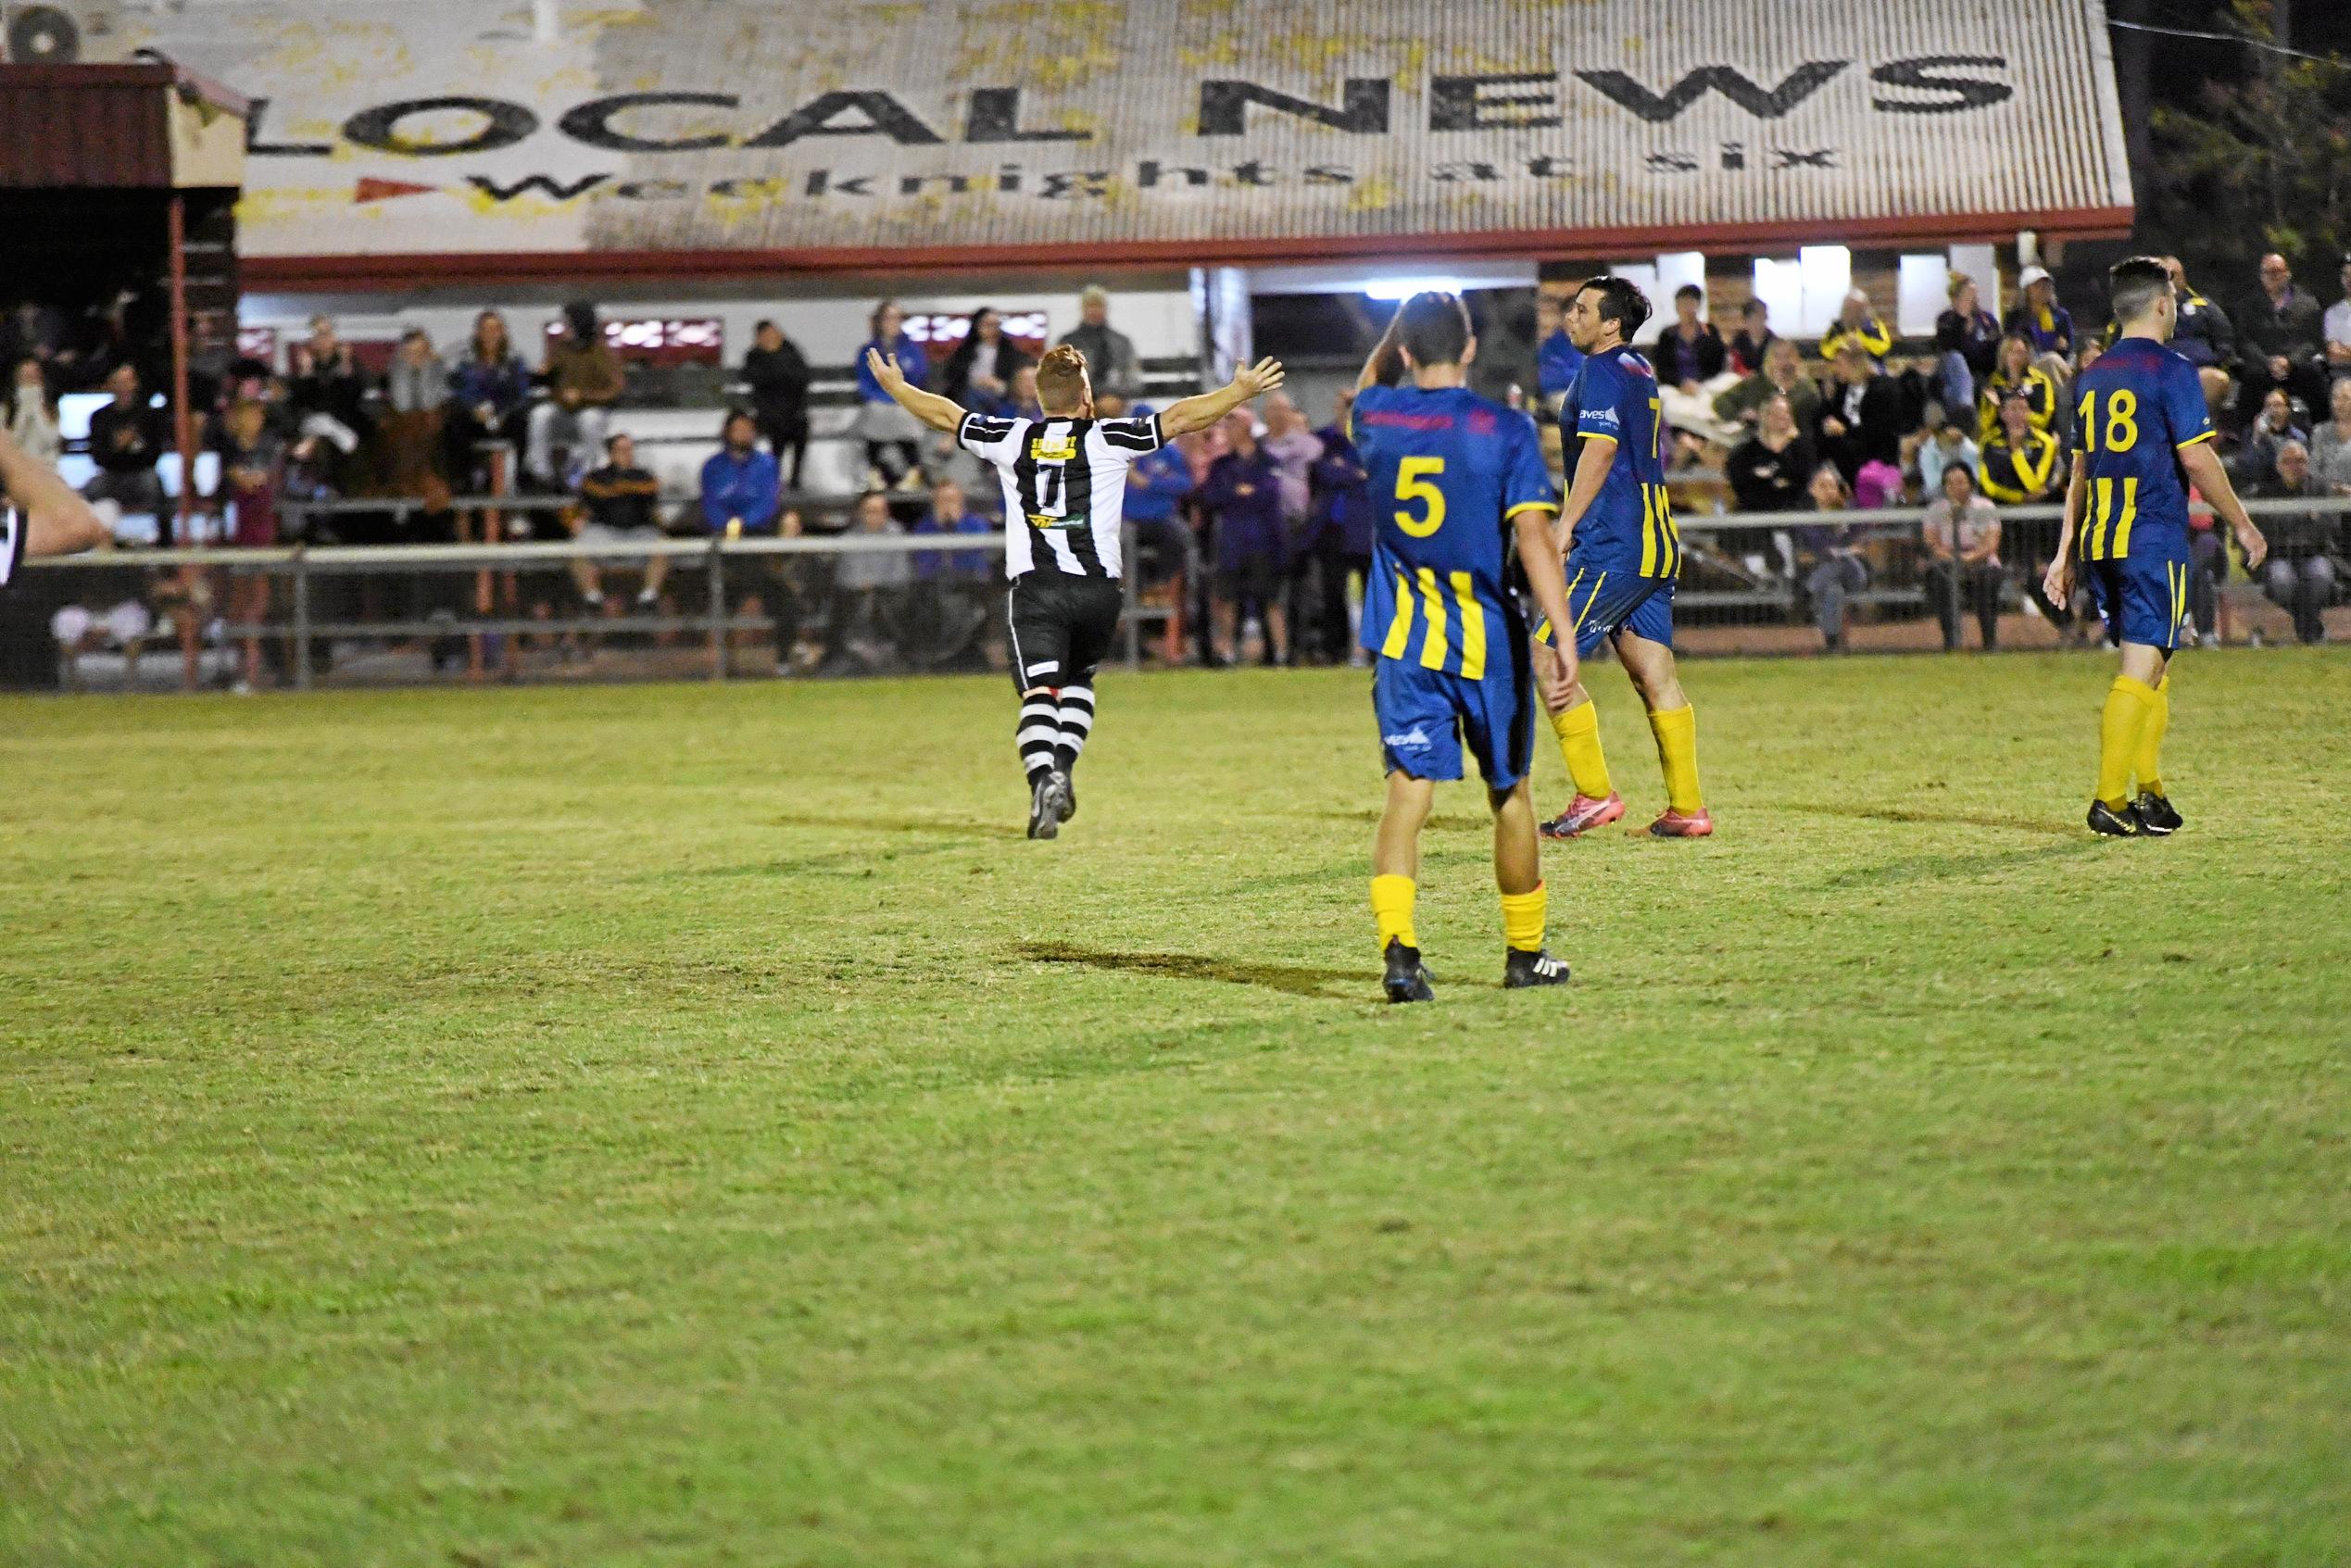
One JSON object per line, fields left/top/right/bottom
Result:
{"left": 2108, "top": 256, "right": 2172, "bottom": 326}
{"left": 1578, "top": 276, "right": 1653, "bottom": 340}
{"left": 1395, "top": 291, "right": 1473, "bottom": 368}
{"left": 1675, "top": 282, "right": 1703, "bottom": 303}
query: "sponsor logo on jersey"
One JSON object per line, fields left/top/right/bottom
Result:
{"left": 1029, "top": 436, "right": 1077, "bottom": 461}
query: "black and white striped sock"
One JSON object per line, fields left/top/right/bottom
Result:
{"left": 1017, "top": 690, "right": 1062, "bottom": 783}
{"left": 1054, "top": 684, "right": 1094, "bottom": 773}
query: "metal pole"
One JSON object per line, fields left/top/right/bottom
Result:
{"left": 167, "top": 194, "right": 194, "bottom": 549}
{"left": 707, "top": 538, "right": 727, "bottom": 682}
{"left": 292, "top": 546, "right": 312, "bottom": 691}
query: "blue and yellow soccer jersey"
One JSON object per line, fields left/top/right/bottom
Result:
{"left": 1352, "top": 383, "right": 1555, "bottom": 680}
{"left": 2070, "top": 336, "right": 2213, "bottom": 564}
{"left": 1564, "top": 345, "right": 1679, "bottom": 579}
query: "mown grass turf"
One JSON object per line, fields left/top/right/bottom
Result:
{"left": 4, "top": 650, "right": 2348, "bottom": 1567}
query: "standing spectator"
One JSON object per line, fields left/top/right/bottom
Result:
{"left": 1976, "top": 391, "right": 2064, "bottom": 506}
{"left": 82, "top": 362, "right": 169, "bottom": 532}
{"left": 1260, "top": 393, "right": 1324, "bottom": 663}
{"left": 2230, "top": 387, "right": 2308, "bottom": 486}
{"left": 6, "top": 357, "right": 58, "bottom": 468}
{"left": 2161, "top": 256, "right": 2237, "bottom": 415}
{"left": 1198, "top": 410, "right": 1288, "bottom": 666}
{"left": 1305, "top": 387, "right": 1374, "bottom": 663}
{"left": 1917, "top": 418, "right": 1980, "bottom": 497}
{"left": 1729, "top": 296, "right": 1776, "bottom": 376}
{"left": 1120, "top": 399, "right": 1196, "bottom": 595}
{"left": 853, "top": 300, "right": 928, "bottom": 490}
{"left": 2236, "top": 252, "right": 2329, "bottom": 421}
{"left": 2003, "top": 265, "right": 2074, "bottom": 369}
{"left": 571, "top": 432, "right": 670, "bottom": 615}
{"left": 2309, "top": 376, "right": 2351, "bottom": 492}
{"left": 1055, "top": 284, "right": 1142, "bottom": 400}
{"left": 1818, "top": 289, "right": 1892, "bottom": 365}
{"left": 1652, "top": 283, "right": 1735, "bottom": 450}
{"left": 1933, "top": 272, "right": 2002, "bottom": 417}
{"left": 1920, "top": 461, "right": 2005, "bottom": 651}
{"left": 2325, "top": 254, "right": 2351, "bottom": 389}
{"left": 1814, "top": 343, "right": 1905, "bottom": 484}
{"left": 833, "top": 489, "right": 913, "bottom": 667}
{"left": 698, "top": 409, "right": 781, "bottom": 537}
{"left": 1714, "top": 335, "right": 1820, "bottom": 434}
{"left": 1536, "top": 291, "right": 1582, "bottom": 410}
{"left": 741, "top": 320, "right": 812, "bottom": 490}
{"left": 940, "top": 307, "right": 1033, "bottom": 413}
{"left": 2249, "top": 441, "right": 2338, "bottom": 643}
{"left": 210, "top": 398, "right": 283, "bottom": 692}
{"left": 1725, "top": 394, "right": 1815, "bottom": 513}
{"left": 1976, "top": 332, "right": 2057, "bottom": 442}
{"left": 1794, "top": 463, "right": 1868, "bottom": 652}
{"left": 446, "top": 309, "right": 531, "bottom": 492}
{"left": 528, "top": 301, "right": 624, "bottom": 488}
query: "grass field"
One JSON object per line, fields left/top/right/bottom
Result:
{"left": 5, "top": 649, "right": 2349, "bottom": 1567}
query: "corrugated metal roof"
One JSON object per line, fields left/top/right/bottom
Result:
{"left": 94, "top": 0, "right": 2133, "bottom": 273}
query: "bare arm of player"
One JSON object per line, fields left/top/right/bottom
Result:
{"left": 2178, "top": 440, "right": 2268, "bottom": 571}
{"left": 0, "top": 427, "right": 107, "bottom": 558}
{"left": 2044, "top": 454, "right": 2089, "bottom": 606}
{"left": 864, "top": 349, "right": 968, "bottom": 434}
{"left": 1551, "top": 433, "right": 1616, "bottom": 558}
{"left": 1513, "top": 508, "right": 1578, "bottom": 703}
{"left": 1158, "top": 358, "right": 1287, "bottom": 438}
{"left": 1355, "top": 313, "right": 1407, "bottom": 393}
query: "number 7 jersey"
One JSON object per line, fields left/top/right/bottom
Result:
{"left": 1563, "top": 345, "right": 1679, "bottom": 580}
{"left": 1351, "top": 383, "right": 1556, "bottom": 676}
{"left": 2068, "top": 336, "right": 2214, "bottom": 561}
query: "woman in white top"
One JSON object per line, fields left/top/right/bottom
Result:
{"left": 5, "top": 358, "right": 59, "bottom": 468}
{"left": 1920, "top": 462, "right": 2005, "bottom": 651}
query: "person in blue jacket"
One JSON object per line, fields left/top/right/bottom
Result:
{"left": 699, "top": 410, "right": 782, "bottom": 535}
{"left": 1120, "top": 399, "right": 1197, "bottom": 588}
{"left": 1302, "top": 388, "right": 1375, "bottom": 663}
{"left": 854, "top": 299, "right": 930, "bottom": 489}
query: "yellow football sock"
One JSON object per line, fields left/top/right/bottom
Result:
{"left": 2097, "top": 675, "right": 2157, "bottom": 809}
{"left": 1500, "top": 883, "right": 1547, "bottom": 953}
{"left": 1371, "top": 874, "right": 1418, "bottom": 951}
{"left": 2135, "top": 673, "right": 2170, "bottom": 797}
{"left": 1551, "top": 702, "right": 1613, "bottom": 799}
{"left": 1647, "top": 704, "right": 1703, "bottom": 815}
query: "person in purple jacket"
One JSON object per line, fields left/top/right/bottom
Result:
{"left": 1198, "top": 410, "right": 1289, "bottom": 666}
{"left": 1303, "top": 387, "right": 1375, "bottom": 664}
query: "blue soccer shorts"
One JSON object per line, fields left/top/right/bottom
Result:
{"left": 1538, "top": 564, "right": 1676, "bottom": 659}
{"left": 1373, "top": 654, "right": 1534, "bottom": 791}
{"left": 2086, "top": 549, "right": 2190, "bottom": 653}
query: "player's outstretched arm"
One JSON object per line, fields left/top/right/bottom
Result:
{"left": 1355, "top": 312, "right": 1407, "bottom": 392}
{"left": 1513, "top": 508, "right": 1578, "bottom": 699}
{"left": 863, "top": 348, "right": 967, "bottom": 434}
{"left": 0, "top": 427, "right": 107, "bottom": 558}
{"left": 1158, "top": 358, "right": 1286, "bottom": 438}
{"left": 2179, "top": 441, "right": 2268, "bottom": 571}
{"left": 2044, "top": 454, "right": 2088, "bottom": 606}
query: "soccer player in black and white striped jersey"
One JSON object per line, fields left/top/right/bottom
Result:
{"left": 0, "top": 424, "right": 108, "bottom": 591}
{"left": 866, "top": 340, "right": 1285, "bottom": 838}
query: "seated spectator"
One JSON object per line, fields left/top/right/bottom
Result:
{"left": 853, "top": 299, "right": 928, "bottom": 490}
{"left": 1055, "top": 284, "right": 1143, "bottom": 401}
{"left": 1006, "top": 363, "right": 1045, "bottom": 421}
{"left": 82, "top": 362, "right": 169, "bottom": 534}
{"left": 6, "top": 357, "right": 58, "bottom": 468}
{"left": 2236, "top": 252, "right": 2329, "bottom": 423}
{"left": 1917, "top": 419, "right": 1980, "bottom": 497}
{"left": 699, "top": 410, "right": 781, "bottom": 536}
{"left": 1714, "top": 335, "right": 1820, "bottom": 434}
{"left": 1977, "top": 331, "right": 2058, "bottom": 442}
{"left": 572, "top": 432, "right": 670, "bottom": 615}
{"left": 1536, "top": 290, "right": 1582, "bottom": 412}
{"left": 1794, "top": 463, "right": 1868, "bottom": 653}
{"left": 2327, "top": 254, "right": 2351, "bottom": 388}
{"left": 1729, "top": 296, "right": 1776, "bottom": 377}
{"left": 1814, "top": 343, "right": 1905, "bottom": 484}
{"left": 1652, "top": 283, "right": 1736, "bottom": 450}
{"left": 285, "top": 314, "right": 369, "bottom": 445}
{"left": 210, "top": 398, "right": 283, "bottom": 692}
{"left": 907, "top": 476, "right": 998, "bottom": 667}
{"left": 2249, "top": 440, "right": 2338, "bottom": 644}
{"left": 446, "top": 309, "right": 531, "bottom": 492}
{"left": 2231, "top": 387, "right": 2308, "bottom": 485}
{"left": 2309, "top": 376, "right": 2351, "bottom": 492}
{"left": 1726, "top": 394, "right": 1815, "bottom": 513}
{"left": 1199, "top": 410, "right": 1288, "bottom": 667}
{"left": 1818, "top": 289, "right": 1892, "bottom": 365}
{"left": 2162, "top": 256, "right": 2237, "bottom": 415}
{"left": 1934, "top": 272, "right": 2002, "bottom": 417}
{"left": 2003, "top": 265, "right": 2074, "bottom": 371}
{"left": 374, "top": 330, "right": 452, "bottom": 523}
{"left": 742, "top": 320, "right": 811, "bottom": 490}
{"left": 527, "top": 301, "right": 624, "bottom": 488}
{"left": 833, "top": 490, "right": 913, "bottom": 669}
{"left": 910, "top": 475, "right": 994, "bottom": 578}
{"left": 1977, "top": 391, "right": 2064, "bottom": 506}
{"left": 1920, "top": 462, "right": 2004, "bottom": 651}
{"left": 940, "top": 307, "right": 1033, "bottom": 414}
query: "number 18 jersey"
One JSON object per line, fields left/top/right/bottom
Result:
{"left": 1351, "top": 383, "right": 1555, "bottom": 679}
{"left": 2069, "top": 336, "right": 2213, "bottom": 563}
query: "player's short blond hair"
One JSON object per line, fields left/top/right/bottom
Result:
{"left": 1036, "top": 344, "right": 1090, "bottom": 413}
